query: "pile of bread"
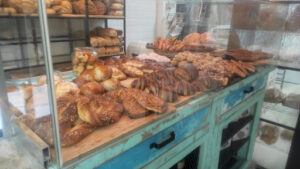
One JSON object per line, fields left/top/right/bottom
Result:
{"left": 90, "top": 27, "right": 123, "bottom": 56}
{"left": 14, "top": 71, "right": 167, "bottom": 147}
{"left": 153, "top": 32, "right": 215, "bottom": 54}
{"left": 0, "top": 0, "right": 123, "bottom": 15}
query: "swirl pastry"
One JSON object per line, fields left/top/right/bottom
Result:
{"left": 135, "top": 92, "right": 167, "bottom": 113}
{"left": 123, "top": 96, "right": 151, "bottom": 119}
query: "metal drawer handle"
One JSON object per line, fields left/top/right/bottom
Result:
{"left": 150, "top": 131, "right": 175, "bottom": 149}
{"left": 244, "top": 86, "right": 254, "bottom": 94}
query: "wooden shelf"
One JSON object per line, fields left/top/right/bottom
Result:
{"left": 0, "top": 13, "right": 125, "bottom": 19}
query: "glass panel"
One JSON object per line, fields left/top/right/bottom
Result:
{"left": 1, "top": 0, "right": 300, "bottom": 168}
{"left": 0, "top": 0, "right": 58, "bottom": 168}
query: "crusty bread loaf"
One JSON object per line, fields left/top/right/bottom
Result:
{"left": 46, "top": 8, "right": 56, "bottom": 15}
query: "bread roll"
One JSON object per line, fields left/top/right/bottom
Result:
{"left": 80, "top": 69, "right": 95, "bottom": 81}
{"left": 46, "top": 8, "right": 56, "bottom": 15}
{"left": 55, "top": 81, "right": 79, "bottom": 99}
{"left": 111, "top": 38, "right": 121, "bottom": 45}
{"left": 103, "top": 36, "right": 113, "bottom": 46}
{"left": 53, "top": 1, "right": 72, "bottom": 14}
{"left": 95, "top": 47, "right": 106, "bottom": 55}
{"left": 101, "top": 78, "right": 120, "bottom": 91}
{"left": 72, "top": 77, "right": 90, "bottom": 88}
{"left": 73, "top": 0, "right": 97, "bottom": 14}
{"left": 93, "top": 0, "right": 107, "bottom": 15}
{"left": 110, "top": 3, "right": 123, "bottom": 10}
{"left": 8, "top": 0, "right": 37, "bottom": 14}
{"left": 0, "top": 7, "right": 17, "bottom": 15}
{"left": 93, "top": 65, "right": 112, "bottom": 81}
{"left": 109, "top": 9, "right": 123, "bottom": 16}
{"left": 46, "top": 0, "right": 53, "bottom": 8}
{"left": 90, "top": 37, "right": 106, "bottom": 47}
{"left": 99, "top": 28, "right": 117, "bottom": 38}
{"left": 80, "top": 81, "right": 105, "bottom": 96}
{"left": 73, "top": 64, "right": 85, "bottom": 76}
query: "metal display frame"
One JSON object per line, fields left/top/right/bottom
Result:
{"left": 0, "top": 0, "right": 126, "bottom": 71}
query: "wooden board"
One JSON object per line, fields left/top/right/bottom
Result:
{"left": 60, "top": 105, "right": 175, "bottom": 164}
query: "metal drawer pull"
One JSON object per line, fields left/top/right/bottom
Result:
{"left": 244, "top": 86, "right": 254, "bottom": 94}
{"left": 150, "top": 131, "right": 175, "bottom": 149}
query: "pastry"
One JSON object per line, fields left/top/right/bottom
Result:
{"left": 101, "top": 78, "right": 120, "bottom": 91}
{"left": 93, "top": 65, "right": 112, "bottom": 81}
{"left": 80, "top": 81, "right": 105, "bottom": 96}
{"left": 77, "top": 95, "right": 123, "bottom": 126}
{"left": 80, "top": 69, "right": 95, "bottom": 81}
{"left": 131, "top": 78, "right": 146, "bottom": 90}
{"left": 120, "top": 63, "right": 144, "bottom": 77}
{"left": 111, "top": 66, "right": 127, "bottom": 80}
{"left": 73, "top": 64, "right": 86, "bottom": 76}
{"left": 134, "top": 92, "right": 167, "bottom": 113}
{"left": 72, "top": 77, "right": 91, "bottom": 88}
{"left": 123, "top": 96, "right": 151, "bottom": 119}
{"left": 55, "top": 81, "right": 79, "bottom": 99}
{"left": 174, "top": 64, "right": 198, "bottom": 82}
{"left": 175, "top": 80, "right": 196, "bottom": 96}
{"left": 99, "top": 28, "right": 118, "bottom": 38}
{"left": 120, "top": 78, "right": 138, "bottom": 88}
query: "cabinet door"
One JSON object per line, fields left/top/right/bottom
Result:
{"left": 216, "top": 93, "right": 264, "bottom": 169}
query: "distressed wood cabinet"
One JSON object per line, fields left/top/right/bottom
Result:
{"left": 56, "top": 66, "right": 274, "bottom": 169}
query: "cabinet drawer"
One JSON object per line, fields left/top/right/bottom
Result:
{"left": 95, "top": 106, "right": 210, "bottom": 169}
{"left": 221, "top": 76, "right": 266, "bottom": 114}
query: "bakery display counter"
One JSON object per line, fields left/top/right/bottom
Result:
{"left": 4, "top": 63, "right": 274, "bottom": 168}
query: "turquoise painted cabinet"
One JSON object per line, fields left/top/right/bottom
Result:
{"left": 50, "top": 66, "right": 274, "bottom": 169}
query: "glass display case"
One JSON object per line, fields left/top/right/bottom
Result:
{"left": 0, "top": 0, "right": 299, "bottom": 168}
